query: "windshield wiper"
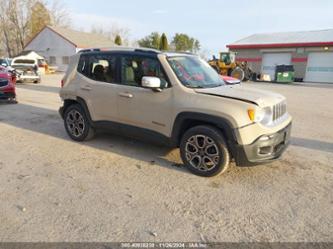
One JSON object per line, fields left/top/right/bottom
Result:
{"left": 183, "top": 83, "right": 204, "bottom": 89}
{"left": 208, "top": 84, "right": 224, "bottom": 88}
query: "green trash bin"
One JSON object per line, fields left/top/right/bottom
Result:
{"left": 275, "top": 65, "right": 295, "bottom": 83}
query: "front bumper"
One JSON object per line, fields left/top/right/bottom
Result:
{"left": 234, "top": 122, "right": 292, "bottom": 166}
{"left": 0, "top": 91, "right": 16, "bottom": 99}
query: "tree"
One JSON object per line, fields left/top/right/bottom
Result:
{"left": 0, "top": 0, "right": 71, "bottom": 57}
{"left": 48, "top": 0, "right": 71, "bottom": 27}
{"left": 30, "top": 1, "right": 51, "bottom": 38}
{"left": 159, "top": 33, "right": 168, "bottom": 51}
{"left": 1, "top": 0, "right": 37, "bottom": 56}
{"left": 171, "top": 33, "right": 200, "bottom": 53}
{"left": 138, "top": 32, "right": 161, "bottom": 49}
{"left": 90, "top": 24, "right": 131, "bottom": 46}
{"left": 114, "top": 35, "right": 122, "bottom": 46}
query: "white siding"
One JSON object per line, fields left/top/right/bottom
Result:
{"left": 25, "top": 27, "right": 77, "bottom": 71}
{"left": 261, "top": 53, "right": 292, "bottom": 81}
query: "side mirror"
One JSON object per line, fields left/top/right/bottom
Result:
{"left": 1, "top": 63, "right": 7, "bottom": 67}
{"left": 142, "top": 76, "right": 162, "bottom": 91}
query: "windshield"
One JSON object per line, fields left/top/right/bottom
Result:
{"left": 168, "top": 56, "right": 224, "bottom": 88}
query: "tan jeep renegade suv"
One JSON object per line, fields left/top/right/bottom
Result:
{"left": 59, "top": 48, "right": 292, "bottom": 177}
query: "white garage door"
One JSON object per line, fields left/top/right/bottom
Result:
{"left": 261, "top": 53, "right": 292, "bottom": 81}
{"left": 305, "top": 52, "right": 333, "bottom": 83}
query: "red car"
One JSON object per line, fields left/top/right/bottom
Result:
{"left": 0, "top": 66, "right": 17, "bottom": 103}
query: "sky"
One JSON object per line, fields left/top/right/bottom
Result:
{"left": 64, "top": 0, "right": 333, "bottom": 57}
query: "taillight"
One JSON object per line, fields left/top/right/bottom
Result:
{"left": 61, "top": 79, "right": 64, "bottom": 87}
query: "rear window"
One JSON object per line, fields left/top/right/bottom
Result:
{"left": 13, "top": 59, "right": 35, "bottom": 64}
{"left": 77, "top": 53, "right": 117, "bottom": 83}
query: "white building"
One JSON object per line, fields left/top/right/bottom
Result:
{"left": 228, "top": 29, "right": 333, "bottom": 83}
{"left": 24, "top": 26, "right": 114, "bottom": 71}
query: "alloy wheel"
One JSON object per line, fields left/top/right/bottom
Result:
{"left": 66, "top": 110, "right": 85, "bottom": 138}
{"left": 185, "top": 135, "right": 220, "bottom": 172}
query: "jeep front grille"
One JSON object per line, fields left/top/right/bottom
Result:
{"left": 0, "top": 79, "right": 9, "bottom": 88}
{"left": 273, "top": 102, "right": 287, "bottom": 122}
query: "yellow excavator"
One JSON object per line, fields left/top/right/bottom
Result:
{"left": 208, "top": 52, "right": 253, "bottom": 81}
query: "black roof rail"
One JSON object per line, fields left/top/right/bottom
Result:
{"left": 134, "top": 48, "right": 160, "bottom": 54}
{"left": 78, "top": 48, "right": 101, "bottom": 53}
{"left": 77, "top": 47, "right": 161, "bottom": 54}
{"left": 173, "top": 51, "right": 196, "bottom": 56}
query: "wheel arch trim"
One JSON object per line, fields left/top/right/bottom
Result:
{"left": 171, "top": 112, "right": 239, "bottom": 146}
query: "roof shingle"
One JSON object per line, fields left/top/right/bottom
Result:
{"left": 47, "top": 26, "right": 114, "bottom": 48}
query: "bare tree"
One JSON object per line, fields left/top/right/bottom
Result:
{"left": 91, "top": 23, "right": 131, "bottom": 46}
{"left": 8, "top": 0, "right": 37, "bottom": 52}
{"left": 0, "top": 0, "right": 15, "bottom": 56}
{"left": 0, "top": 0, "right": 71, "bottom": 57}
{"left": 0, "top": 0, "right": 38, "bottom": 56}
{"left": 48, "top": 0, "right": 71, "bottom": 27}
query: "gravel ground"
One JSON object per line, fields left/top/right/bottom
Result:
{"left": 0, "top": 74, "right": 332, "bottom": 242}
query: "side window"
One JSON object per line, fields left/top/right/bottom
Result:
{"left": 121, "top": 56, "right": 168, "bottom": 88}
{"left": 77, "top": 54, "right": 117, "bottom": 83}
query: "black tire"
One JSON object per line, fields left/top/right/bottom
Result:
{"left": 64, "top": 104, "right": 95, "bottom": 141}
{"left": 9, "top": 97, "right": 18, "bottom": 104}
{"left": 180, "top": 125, "right": 230, "bottom": 177}
{"left": 231, "top": 67, "right": 245, "bottom": 81}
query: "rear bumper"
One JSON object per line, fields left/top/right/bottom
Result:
{"left": 234, "top": 122, "right": 292, "bottom": 166}
{"left": 18, "top": 75, "right": 40, "bottom": 82}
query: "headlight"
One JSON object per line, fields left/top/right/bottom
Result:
{"left": 248, "top": 107, "right": 272, "bottom": 124}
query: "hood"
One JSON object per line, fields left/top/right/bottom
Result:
{"left": 195, "top": 85, "right": 285, "bottom": 107}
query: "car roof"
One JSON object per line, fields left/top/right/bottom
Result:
{"left": 77, "top": 47, "right": 197, "bottom": 57}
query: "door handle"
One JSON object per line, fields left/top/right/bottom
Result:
{"left": 118, "top": 92, "right": 133, "bottom": 98}
{"left": 81, "top": 85, "right": 92, "bottom": 91}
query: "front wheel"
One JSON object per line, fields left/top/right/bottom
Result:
{"left": 180, "top": 126, "right": 230, "bottom": 177}
{"left": 64, "top": 104, "right": 95, "bottom": 141}
{"left": 231, "top": 67, "right": 245, "bottom": 81}
{"left": 8, "top": 96, "right": 18, "bottom": 104}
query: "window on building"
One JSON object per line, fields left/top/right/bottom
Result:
{"left": 62, "top": 56, "right": 70, "bottom": 65}
{"left": 77, "top": 53, "right": 117, "bottom": 83}
{"left": 49, "top": 56, "right": 56, "bottom": 65}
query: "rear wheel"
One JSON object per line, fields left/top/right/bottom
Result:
{"left": 64, "top": 104, "right": 95, "bottom": 141}
{"left": 180, "top": 126, "right": 230, "bottom": 177}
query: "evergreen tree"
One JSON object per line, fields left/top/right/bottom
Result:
{"left": 159, "top": 33, "right": 168, "bottom": 51}
{"left": 114, "top": 35, "right": 122, "bottom": 46}
{"left": 138, "top": 32, "right": 160, "bottom": 49}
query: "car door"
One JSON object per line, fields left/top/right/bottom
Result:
{"left": 77, "top": 53, "right": 119, "bottom": 122}
{"left": 116, "top": 54, "right": 173, "bottom": 136}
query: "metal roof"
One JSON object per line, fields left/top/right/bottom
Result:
{"left": 228, "top": 29, "right": 333, "bottom": 49}
{"left": 25, "top": 26, "right": 114, "bottom": 49}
